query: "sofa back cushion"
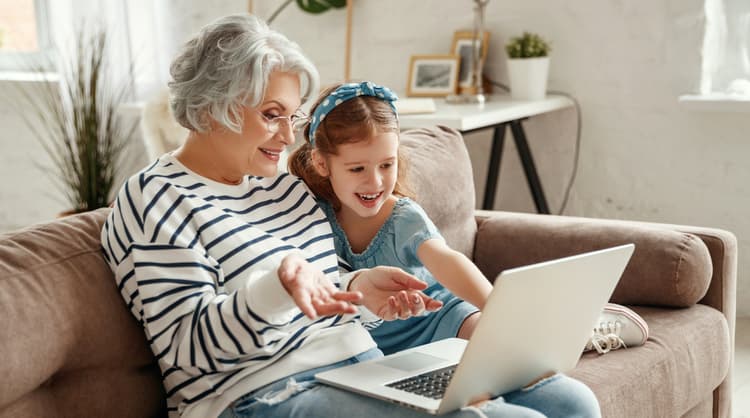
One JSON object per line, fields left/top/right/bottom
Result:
{"left": 473, "top": 212, "right": 714, "bottom": 308}
{"left": 0, "top": 208, "right": 164, "bottom": 418}
{"left": 400, "top": 126, "right": 477, "bottom": 258}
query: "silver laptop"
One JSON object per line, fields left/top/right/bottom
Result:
{"left": 316, "top": 243, "right": 635, "bottom": 415}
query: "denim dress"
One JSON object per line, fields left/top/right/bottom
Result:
{"left": 320, "top": 198, "right": 478, "bottom": 355}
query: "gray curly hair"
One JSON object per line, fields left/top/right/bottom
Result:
{"left": 168, "top": 14, "right": 319, "bottom": 133}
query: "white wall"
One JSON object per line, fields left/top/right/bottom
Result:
{"left": 2, "top": 0, "right": 749, "bottom": 316}
{"left": 0, "top": 78, "right": 66, "bottom": 230}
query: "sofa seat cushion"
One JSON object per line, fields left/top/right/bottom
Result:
{"left": 569, "top": 305, "right": 730, "bottom": 418}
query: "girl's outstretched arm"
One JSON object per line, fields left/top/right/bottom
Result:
{"left": 417, "top": 239, "right": 493, "bottom": 309}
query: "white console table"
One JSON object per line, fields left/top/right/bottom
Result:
{"left": 399, "top": 94, "right": 574, "bottom": 212}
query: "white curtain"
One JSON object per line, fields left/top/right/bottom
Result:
{"left": 46, "top": 0, "right": 246, "bottom": 101}
{"left": 45, "top": 0, "right": 158, "bottom": 100}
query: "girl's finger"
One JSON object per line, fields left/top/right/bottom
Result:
{"left": 398, "top": 291, "right": 410, "bottom": 319}
{"left": 424, "top": 297, "right": 444, "bottom": 312}
{"left": 332, "top": 290, "right": 363, "bottom": 304}
{"left": 389, "top": 269, "right": 428, "bottom": 290}
{"left": 385, "top": 296, "right": 398, "bottom": 320}
{"left": 409, "top": 293, "right": 425, "bottom": 316}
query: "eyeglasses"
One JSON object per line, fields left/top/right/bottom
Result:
{"left": 255, "top": 109, "right": 310, "bottom": 134}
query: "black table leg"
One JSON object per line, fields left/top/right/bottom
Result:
{"left": 482, "top": 124, "right": 507, "bottom": 210}
{"left": 510, "top": 120, "right": 550, "bottom": 214}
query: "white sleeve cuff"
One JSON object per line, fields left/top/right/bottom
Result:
{"left": 243, "top": 268, "right": 298, "bottom": 323}
{"left": 357, "top": 304, "right": 383, "bottom": 324}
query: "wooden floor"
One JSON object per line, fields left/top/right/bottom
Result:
{"left": 735, "top": 317, "right": 750, "bottom": 417}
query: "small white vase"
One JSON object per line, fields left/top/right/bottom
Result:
{"left": 506, "top": 56, "right": 550, "bottom": 100}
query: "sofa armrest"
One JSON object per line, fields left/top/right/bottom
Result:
{"left": 473, "top": 211, "right": 737, "bottom": 321}
{"left": 473, "top": 210, "right": 738, "bottom": 418}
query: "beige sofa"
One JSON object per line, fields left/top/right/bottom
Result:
{"left": 0, "top": 127, "right": 736, "bottom": 417}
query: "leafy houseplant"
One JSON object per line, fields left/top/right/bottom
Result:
{"left": 267, "top": 0, "right": 346, "bottom": 24}
{"left": 505, "top": 32, "right": 551, "bottom": 59}
{"left": 505, "top": 32, "right": 552, "bottom": 100}
{"left": 264, "top": 0, "right": 353, "bottom": 80}
{"left": 16, "top": 29, "right": 135, "bottom": 213}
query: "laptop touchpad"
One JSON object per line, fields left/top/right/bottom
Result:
{"left": 377, "top": 352, "right": 446, "bottom": 372}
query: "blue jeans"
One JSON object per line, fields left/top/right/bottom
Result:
{"left": 218, "top": 349, "right": 600, "bottom": 418}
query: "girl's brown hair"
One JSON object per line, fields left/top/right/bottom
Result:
{"left": 289, "top": 83, "right": 413, "bottom": 210}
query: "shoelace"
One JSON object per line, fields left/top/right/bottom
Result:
{"left": 585, "top": 321, "right": 627, "bottom": 354}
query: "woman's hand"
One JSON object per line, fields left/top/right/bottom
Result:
{"left": 278, "top": 254, "right": 363, "bottom": 319}
{"left": 351, "top": 266, "right": 443, "bottom": 321}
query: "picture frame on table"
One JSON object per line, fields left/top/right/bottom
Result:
{"left": 451, "top": 30, "right": 490, "bottom": 94}
{"left": 406, "top": 54, "right": 460, "bottom": 97}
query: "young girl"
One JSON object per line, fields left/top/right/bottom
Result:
{"left": 289, "top": 81, "right": 493, "bottom": 354}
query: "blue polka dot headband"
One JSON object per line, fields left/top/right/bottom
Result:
{"left": 308, "top": 81, "right": 398, "bottom": 146}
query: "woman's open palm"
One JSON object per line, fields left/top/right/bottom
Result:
{"left": 278, "top": 254, "right": 362, "bottom": 319}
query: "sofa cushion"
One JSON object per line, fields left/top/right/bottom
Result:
{"left": 473, "top": 212, "right": 714, "bottom": 308}
{"left": 400, "top": 126, "right": 476, "bottom": 258}
{"left": 569, "top": 305, "right": 730, "bottom": 417}
{"left": 0, "top": 208, "right": 165, "bottom": 417}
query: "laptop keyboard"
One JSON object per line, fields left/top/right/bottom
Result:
{"left": 386, "top": 365, "right": 457, "bottom": 399}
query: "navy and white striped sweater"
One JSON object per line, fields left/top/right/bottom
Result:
{"left": 101, "top": 154, "right": 375, "bottom": 417}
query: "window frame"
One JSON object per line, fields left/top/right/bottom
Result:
{"left": 0, "top": 0, "right": 53, "bottom": 72}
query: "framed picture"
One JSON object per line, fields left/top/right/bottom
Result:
{"left": 451, "top": 30, "right": 490, "bottom": 94}
{"left": 406, "top": 54, "right": 460, "bottom": 97}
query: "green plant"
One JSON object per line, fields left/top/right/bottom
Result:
{"left": 14, "top": 29, "right": 135, "bottom": 212}
{"left": 267, "top": 0, "right": 346, "bottom": 24}
{"left": 505, "top": 32, "right": 551, "bottom": 58}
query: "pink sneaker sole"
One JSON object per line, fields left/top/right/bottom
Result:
{"left": 599, "top": 303, "right": 649, "bottom": 346}
{"left": 585, "top": 303, "right": 649, "bottom": 354}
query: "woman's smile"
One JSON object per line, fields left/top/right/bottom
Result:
{"left": 259, "top": 147, "right": 283, "bottom": 162}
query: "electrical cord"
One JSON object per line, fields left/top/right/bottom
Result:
{"left": 483, "top": 76, "right": 582, "bottom": 215}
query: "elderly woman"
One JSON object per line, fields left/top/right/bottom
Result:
{"left": 101, "top": 14, "right": 601, "bottom": 418}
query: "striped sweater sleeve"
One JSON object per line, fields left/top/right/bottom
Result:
{"left": 101, "top": 174, "right": 307, "bottom": 372}
{"left": 120, "top": 244, "right": 299, "bottom": 371}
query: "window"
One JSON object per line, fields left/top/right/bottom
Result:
{"left": 701, "top": 0, "right": 750, "bottom": 96}
{"left": 0, "top": 0, "right": 51, "bottom": 71}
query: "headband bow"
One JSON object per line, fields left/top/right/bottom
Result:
{"left": 308, "top": 81, "right": 398, "bottom": 145}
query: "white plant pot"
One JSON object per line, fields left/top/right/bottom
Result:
{"left": 506, "top": 57, "right": 550, "bottom": 100}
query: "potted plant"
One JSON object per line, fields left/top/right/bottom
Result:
{"left": 15, "top": 29, "right": 136, "bottom": 214}
{"left": 505, "top": 31, "right": 551, "bottom": 100}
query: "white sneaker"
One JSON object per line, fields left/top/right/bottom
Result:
{"left": 584, "top": 303, "right": 649, "bottom": 354}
